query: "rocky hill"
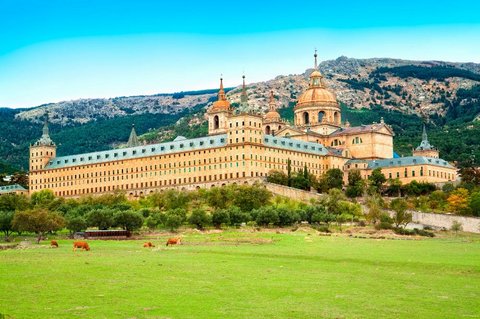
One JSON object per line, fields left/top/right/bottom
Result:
{"left": 227, "top": 57, "right": 480, "bottom": 118}
{"left": 15, "top": 57, "right": 480, "bottom": 126}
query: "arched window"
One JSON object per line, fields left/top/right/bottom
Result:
{"left": 213, "top": 115, "right": 219, "bottom": 130}
{"left": 265, "top": 125, "right": 271, "bottom": 135}
{"left": 318, "top": 111, "right": 325, "bottom": 123}
{"left": 352, "top": 137, "right": 363, "bottom": 144}
{"left": 303, "top": 112, "right": 309, "bottom": 125}
{"left": 333, "top": 111, "right": 339, "bottom": 124}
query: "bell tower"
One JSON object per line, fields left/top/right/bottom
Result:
{"left": 207, "top": 77, "right": 232, "bottom": 135}
{"left": 29, "top": 112, "right": 56, "bottom": 171}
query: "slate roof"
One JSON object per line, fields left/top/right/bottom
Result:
{"left": 346, "top": 156, "right": 455, "bottom": 169}
{"left": 45, "top": 134, "right": 228, "bottom": 170}
{"left": 263, "top": 135, "right": 329, "bottom": 155}
{"left": 330, "top": 123, "right": 393, "bottom": 137}
{"left": 0, "top": 184, "right": 27, "bottom": 194}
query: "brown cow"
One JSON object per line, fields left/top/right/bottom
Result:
{"left": 166, "top": 237, "right": 181, "bottom": 246}
{"left": 50, "top": 240, "right": 59, "bottom": 248}
{"left": 73, "top": 241, "right": 90, "bottom": 251}
{"left": 143, "top": 242, "right": 155, "bottom": 248}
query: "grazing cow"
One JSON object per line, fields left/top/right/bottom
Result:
{"left": 73, "top": 241, "right": 90, "bottom": 251}
{"left": 166, "top": 237, "right": 181, "bottom": 246}
{"left": 143, "top": 242, "right": 155, "bottom": 248}
{"left": 50, "top": 240, "right": 59, "bottom": 248}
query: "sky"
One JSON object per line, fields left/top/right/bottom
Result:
{"left": 1, "top": 0, "right": 480, "bottom": 108}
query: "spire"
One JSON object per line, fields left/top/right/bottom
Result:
{"left": 415, "top": 124, "right": 434, "bottom": 151}
{"left": 269, "top": 90, "right": 276, "bottom": 111}
{"left": 210, "top": 76, "right": 231, "bottom": 112}
{"left": 42, "top": 111, "right": 50, "bottom": 137}
{"left": 218, "top": 77, "right": 226, "bottom": 101}
{"left": 314, "top": 49, "right": 318, "bottom": 69}
{"left": 240, "top": 75, "right": 248, "bottom": 106}
{"left": 127, "top": 124, "right": 140, "bottom": 148}
{"left": 34, "top": 111, "right": 55, "bottom": 146}
{"left": 422, "top": 124, "right": 428, "bottom": 142}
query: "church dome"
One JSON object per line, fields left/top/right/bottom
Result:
{"left": 297, "top": 86, "right": 337, "bottom": 107}
{"left": 265, "top": 110, "right": 281, "bottom": 120}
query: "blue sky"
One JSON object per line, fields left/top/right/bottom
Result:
{"left": 1, "top": 0, "right": 480, "bottom": 108}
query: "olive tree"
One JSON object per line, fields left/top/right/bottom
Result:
{"left": 13, "top": 209, "right": 65, "bottom": 243}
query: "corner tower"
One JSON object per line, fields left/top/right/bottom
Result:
{"left": 207, "top": 77, "right": 232, "bottom": 135}
{"left": 294, "top": 50, "right": 341, "bottom": 135}
{"left": 29, "top": 113, "right": 56, "bottom": 171}
{"left": 413, "top": 124, "right": 439, "bottom": 158}
{"left": 263, "top": 90, "right": 283, "bottom": 135}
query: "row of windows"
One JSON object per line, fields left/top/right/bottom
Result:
{"left": 42, "top": 171, "right": 269, "bottom": 196}
{"left": 384, "top": 169, "right": 453, "bottom": 180}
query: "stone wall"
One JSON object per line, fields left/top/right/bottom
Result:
{"left": 264, "top": 182, "right": 323, "bottom": 202}
{"left": 410, "top": 211, "right": 480, "bottom": 234}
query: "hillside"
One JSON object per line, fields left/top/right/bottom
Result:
{"left": 1, "top": 57, "right": 480, "bottom": 172}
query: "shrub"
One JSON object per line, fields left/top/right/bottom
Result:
{"left": 188, "top": 209, "right": 211, "bottom": 230}
{"left": 233, "top": 184, "right": 272, "bottom": 212}
{"left": 146, "top": 212, "right": 166, "bottom": 230}
{"left": 393, "top": 227, "right": 434, "bottom": 237}
{"left": 390, "top": 198, "right": 411, "bottom": 228}
{"left": 166, "top": 208, "right": 187, "bottom": 222}
{"left": 228, "top": 206, "right": 250, "bottom": 226}
{"left": 375, "top": 213, "right": 393, "bottom": 230}
{"left": 276, "top": 207, "right": 300, "bottom": 227}
{"left": 211, "top": 209, "right": 230, "bottom": 229}
{"left": 113, "top": 210, "right": 144, "bottom": 231}
{"left": 66, "top": 215, "right": 88, "bottom": 234}
{"left": 314, "top": 224, "right": 330, "bottom": 233}
{"left": 165, "top": 214, "right": 183, "bottom": 232}
{"left": 451, "top": 220, "right": 463, "bottom": 234}
{"left": 0, "top": 210, "right": 15, "bottom": 240}
{"left": 86, "top": 208, "right": 115, "bottom": 230}
{"left": 255, "top": 207, "right": 279, "bottom": 227}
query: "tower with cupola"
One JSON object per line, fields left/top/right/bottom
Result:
{"left": 207, "top": 78, "right": 233, "bottom": 135}
{"left": 29, "top": 113, "right": 56, "bottom": 171}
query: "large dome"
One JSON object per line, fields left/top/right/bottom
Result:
{"left": 297, "top": 86, "right": 337, "bottom": 108}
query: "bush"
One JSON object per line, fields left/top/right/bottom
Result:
{"left": 165, "top": 214, "right": 183, "bottom": 232}
{"left": 166, "top": 208, "right": 187, "bottom": 222}
{"left": 113, "top": 210, "right": 144, "bottom": 231}
{"left": 276, "top": 207, "right": 300, "bottom": 227}
{"left": 233, "top": 184, "right": 272, "bottom": 212}
{"left": 66, "top": 215, "right": 87, "bottom": 234}
{"left": 211, "top": 209, "right": 230, "bottom": 229}
{"left": 188, "top": 209, "right": 211, "bottom": 230}
{"left": 375, "top": 213, "right": 393, "bottom": 230}
{"left": 314, "top": 224, "right": 330, "bottom": 233}
{"left": 86, "top": 208, "right": 115, "bottom": 230}
{"left": 146, "top": 212, "right": 166, "bottom": 230}
{"left": 393, "top": 227, "right": 434, "bottom": 237}
{"left": 228, "top": 206, "right": 250, "bottom": 226}
{"left": 255, "top": 207, "right": 279, "bottom": 227}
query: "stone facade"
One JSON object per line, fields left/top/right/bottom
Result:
{"left": 28, "top": 53, "right": 458, "bottom": 198}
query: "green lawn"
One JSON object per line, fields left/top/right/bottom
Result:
{"left": 1, "top": 231, "right": 479, "bottom": 319}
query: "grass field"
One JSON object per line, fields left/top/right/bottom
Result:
{"left": 1, "top": 230, "right": 480, "bottom": 319}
